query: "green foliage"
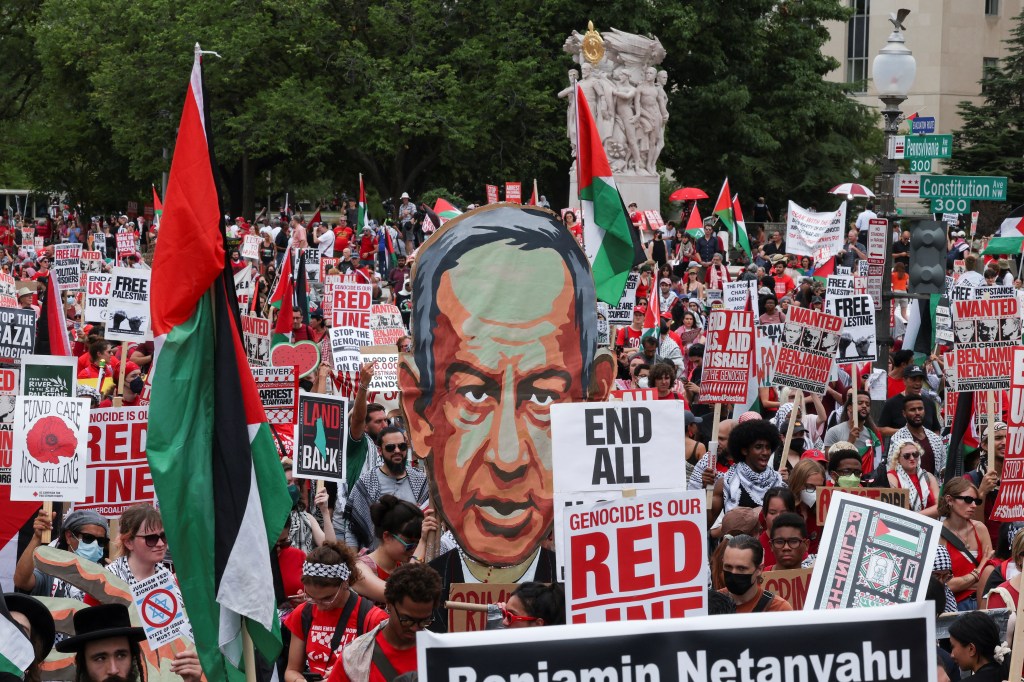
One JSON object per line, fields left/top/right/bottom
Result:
{"left": 418, "top": 188, "right": 467, "bottom": 211}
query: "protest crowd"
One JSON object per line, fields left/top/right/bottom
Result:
{"left": 3, "top": 44, "right": 1024, "bottom": 682}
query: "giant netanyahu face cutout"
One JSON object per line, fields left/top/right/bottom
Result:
{"left": 398, "top": 205, "right": 614, "bottom": 567}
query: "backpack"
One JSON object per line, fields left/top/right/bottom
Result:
{"left": 300, "top": 594, "right": 375, "bottom": 670}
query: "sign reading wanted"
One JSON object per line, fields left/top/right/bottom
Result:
{"left": 370, "top": 304, "right": 407, "bottom": 346}
{"left": 773, "top": 306, "right": 843, "bottom": 395}
{"left": 241, "top": 314, "right": 270, "bottom": 367}
{"left": 952, "top": 297, "right": 1020, "bottom": 390}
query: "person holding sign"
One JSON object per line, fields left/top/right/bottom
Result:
{"left": 14, "top": 509, "right": 109, "bottom": 600}
{"left": 940, "top": 478, "right": 995, "bottom": 611}
{"left": 352, "top": 495, "right": 437, "bottom": 605}
{"left": 496, "top": 582, "right": 566, "bottom": 628}
{"left": 104, "top": 505, "right": 170, "bottom": 588}
{"left": 712, "top": 419, "right": 785, "bottom": 518}
{"left": 886, "top": 440, "right": 939, "bottom": 518}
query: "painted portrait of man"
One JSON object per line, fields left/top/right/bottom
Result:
{"left": 399, "top": 205, "right": 614, "bottom": 576}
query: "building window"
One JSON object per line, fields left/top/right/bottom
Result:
{"left": 846, "top": 0, "right": 870, "bottom": 93}
{"left": 982, "top": 57, "right": 999, "bottom": 94}
{"left": 986, "top": 0, "right": 999, "bottom": 16}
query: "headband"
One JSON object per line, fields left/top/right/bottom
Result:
{"left": 302, "top": 561, "right": 351, "bottom": 581}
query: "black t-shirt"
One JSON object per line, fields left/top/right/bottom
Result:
{"left": 892, "top": 240, "right": 910, "bottom": 263}
{"left": 274, "top": 229, "right": 289, "bottom": 253}
{"left": 763, "top": 242, "right": 786, "bottom": 257}
{"left": 878, "top": 393, "right": 941, "bottom": 432}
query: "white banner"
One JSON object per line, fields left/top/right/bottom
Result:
{"left": 785, "top": 200, "right": 847, "bottom": 260}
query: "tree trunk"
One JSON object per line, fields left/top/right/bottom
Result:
{"left": 241, "top": 151, "right": 256, "bottom": 220}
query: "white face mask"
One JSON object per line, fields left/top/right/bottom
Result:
{"left": 799, "top": 489, "right": 817, "bottom": 508}
{"left": 637, "top": 377, "right": 649, "bottom": 388}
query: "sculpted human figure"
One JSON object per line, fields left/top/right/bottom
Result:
{"left": 632, "top": 67, "right": 663, "bottom": 173}
{"left": 611, "top": 70, "right": 642, "bottom": 173}
{"left": 557, "top": 69, "right": 579, "bottom": 157}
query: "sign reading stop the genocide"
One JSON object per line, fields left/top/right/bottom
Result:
{"left": 80, "top": 407, "right": 153, "bottom": 518}
{"left": 564, "top": 491, "right": 707, "bottom": 623}
{"left": 329, "top": 282, "right": 372, "bottom": 328}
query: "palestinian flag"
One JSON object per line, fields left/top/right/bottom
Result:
{"left": 269, "top": 248, "right": 294, "bottom": 344}
{"left": 713, "top": 179, "right": 734, "bottom": 248}
{"left": 307, "top": 207, "right": 321, "bottom": 230}
{"left": 576, "top": 83, "right": 637, "bottom": 305}
{"left": 528, "top": 179, "right": 539, "bottom": 206}
{"left": 358, "top": 174, "right": 368, "bottom": 231}
{"left": 433, "top": 198, "right": 462, "bottom": 224}
{"left": 147, "top": 46, "right": 291, "bottom": 682}
{"left": 684, "top": 204, "right": 704, "bottom": 238}
{"left": 0, "top": 594, "right": 33, "bottom": 678}
{"left": 640, "top": 284, "right": 662, "bottom": 343}
{"left": 872, "top": 518, "right": 921, "bottom": 553}
{"left": 35, "top": 273, "right": 72, "bottom": 356}
{"left": 984, "top": 204, "right": 1024, "bottom": 254}
{"left": 152, "top": 185, "right": 163, "bottom": 227}
{"left": 730, "top": 193, "right": 753, "bottom": 258}
{"left": 810, "top": 255, "right": 836, "bottom": 282}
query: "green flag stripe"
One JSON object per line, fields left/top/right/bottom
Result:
{"left": 582, "top": 177, "right": 634, "bottom": 304}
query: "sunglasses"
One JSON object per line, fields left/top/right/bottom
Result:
{"left": 953, "top": 495, "right": 984, "bottom": 506}
{"left": 383, "top": 442, "right": 408, "bottom": 453}
{"left": 900, "top": 452, "right": 919, "bottom": 461}
{"left": 75, "top": 531, "right": 110, "bottom": 547}
{"left": 770, "top": 537, "right": 805, "bottom": 548}
{"left": 389, "top": 532, "right": 419, "bottom": 552}
{"left": 501, "top": 608, "right": 539, "bottom": 626}
{"left": 136, "top": 532, "right": 168, "bottom": 547}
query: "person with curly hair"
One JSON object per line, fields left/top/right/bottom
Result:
{"left": 329, "top": 562, "right": 442, "bottom": 682}
{"left": 711, "top": 419, "right": 784, "bottom": 520}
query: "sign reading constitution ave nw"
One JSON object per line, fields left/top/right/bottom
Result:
{"left": 418, "top": 602, "right": 936, "bottom": 682}
{"left": 919, "top": 175, "right": 1008, "bottom": 201}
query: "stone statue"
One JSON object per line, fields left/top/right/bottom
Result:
{"left": 557, "top": 69, "right": 579, "bottom": 157}
{"left": 611, "top": 70, "right": 642, "bottom": 173}
{"left": 632, "top": 67, "right": 664, "bottom": 174}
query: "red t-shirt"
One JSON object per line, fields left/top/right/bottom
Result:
{"left": 774, "top": 275, "right": 795, "bottom": 299}
{"left": 284, "top": 598, "right": 387, "bottom": 678}
{"left": 278, "top": 546, "right": 305, "bottom": 599}
{"left": 327, "top": 630, "right": 417, "bottom": 682}
{"left": 615, "top": 326, "right": 642, "bottom": 350}
{"left": 77, "top": 356, "right": 120, "bottom": 380}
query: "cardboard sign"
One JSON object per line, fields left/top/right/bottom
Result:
{"left": 53, "top": 244, "right": 82, "bottom": 290}
{"left": 417, "top": 602, "right": 937, "bottom": 682}
{"left": 700, "top": 310, "right": 754, "bottom": 404}
{"left": 0, "top": 367, "right": 18, "bottom": 484}
{"left": 806, "top": 492, "right": 940, "bottom": 610}
{"left": 565, "top": 492, "right": 707, "bottom": 623}
{"left": 785, "top": 200, "right": 847, "bottom": 260}
{"left": 485, "top": 185, "right": 499, "bottom": 204}
{"left": 370, "top": 304, "right": 406, "bottom": 346}
{"left": 330, "top": 326, "right": 371, "bottom": 374}
{"left": 251, "top": 366, "right": 298, "bottom": 425}
{"left": 20, "top": 355, "right": 76, "bottom": 397}
{"left": 867, "top": 218, "right": 888, "bottom": 260}
{"left": 505, "top": 182, "right": 522, "bottom": 204}
{"left": 826, "top": 295, "right": 877, "bottom": 364}
{"left": 952, "top": 297, "right": 1020, "bottom": 390}
{"left": 240, "top": 234, "right": 261, "bottom": 260}
{"left": 815, "top": 486, "right": 909, "bottom": 526}
{"left": 80, "top": 406, "right": 154, "bottom": 517}
{"left": 131, "top": 570, "right": 193, "bottom": 647}
{"left": 722, "top": 281, "right": 752, "bottom": 311}
{"left": 359, "top": 347, "right": 399, "bottom": 392}
{"left": 328, "top": 281, "right": 372, "bottom": 328}
{"left": 106, "top": 267, "right": 151, "bottom": 341}
{"left": 760, "top": 567, "right": 812, "bottom": 611}
{"left": 11, "top": 396, "right": 91, "bottom": 502}
{"left": 992, "top": 347, "right": 1024, "bottom": 522}
{"left": 0, "top": 272, "right": 17, "bottom": 308}
{"left": 825, "top": 275, "right": 855, "bottom": 299}
{"left": 83, "top": 273, "right": 114, "bottom": 323}
{"left": 447, "top": 584, "right": 517, "bottom": 633}
{"left": 0, "top": 307, "right": 37, "bottom": 361}
{"left": 116, "top": 231, "right": 136, "bottom": 257}
{"left": 606, "top": 272, "right": 640, "bottom": 325}
{"left": 294, "top": 392, "right": 350, "bottom": 483}
{"left": 754, "top": 324, "right": 783, "bottom": 389}
{"left": 773, "top": 306, "right": 843, "bottom": 395}
{"left": 233, "top": 264, "right": 255, "bottom": 308}
{"left": 241, "top": 314, "right": 270, "bottom": 367}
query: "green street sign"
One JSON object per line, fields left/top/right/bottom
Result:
{"left": 909, "top": 159, "right": 932, "bottom": 172}
{"left": 919, "top": 175, "right": 1008, "bottom": 201}
{"left": 903, "top": 134, "right": 952, "bottom": 159}
{"left": 930, "top": 198, "right": 970, "bottom": 213}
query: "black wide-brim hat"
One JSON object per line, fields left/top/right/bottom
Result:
{"left": 54, "top": 603, "right": 145, "bottom": 653}
{"left": 3, "top": 593, "right": 55, "bottom": 662}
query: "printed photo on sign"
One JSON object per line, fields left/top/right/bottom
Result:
{"left": 773, "top": 306, "right": 843, "bottom": 395}
{"left": 596, "top": 303, "right": 610, "bottom": 347}
{"left": 805, "top": 492, "right": 940, "bottom": 610}
{"left": 53, "top": 244, "right": 83, "bottom": 291}
{"left": 131, "top": 570, "right": 193, "bottom": 648}
{"left": 242, "top": 314, "right": 271, "bottom": 367}
{"left": 11, "top": 396, "right": 91, "bottom": 502}
{"left": 84, "top": 273, "right": 114, "bottom": 323}
{"left": 81, "top": 406, "right": 153, "bottom": 518}
{"left": 0, "top": 367, "right": 18, "bottom": 484}
{"left": 0, "top": 272, "right": 16, "bottom": 307}
{"left": 992, "top": 348, "right": 1024, "bottom": 523}
{"left": 564, "top": 492, "right": 707, "bottom": 623}
{"left": 294, "top": 392, "right": 350, "bottom": 484}
{"left": 0, "top": 307, "right": 37, "bottom": 362}
{"left": 700, "top": 311, "right": 754, "bottom": 404}
{"left": 252, "top": 367, "right": 299, "bottom": 425}
{"left": 825, "top": 294, "right": 877, "bottom": 364}
{"left": 106, "top": 267, "right": 151, "bottom": 341}
{"left": 952, "top": 297, "right": 1019, "bottom": 391}
{"left": 20, "top": 355, "right": 76, "bottom": 397}
{"left": 370, "top": 304, "right": 407, "bottom": 346}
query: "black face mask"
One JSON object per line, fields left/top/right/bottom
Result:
{"left": 723, "top": 570, "right": 755, "bottom": 596}
{"left": 129, "top": 377, "right": 144, "bottom": 394}
{"left": 660, "top": 321, "right": 669, "bottom": 334}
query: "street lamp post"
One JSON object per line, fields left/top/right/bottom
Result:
{"left": 871, "top": 10, "right": 916, "bottom": 406}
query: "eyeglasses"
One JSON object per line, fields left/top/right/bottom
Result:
{"left": 835, "top": 468, "right": 860, "bottom": 476}
{"left": 953, "top": 495, "right": 984, "bottom": 506}
{"left": 136, "top": 532, "right": 168, "bottom": 548}
{"left": 770, "top": 537, "right": 805, "bottom": 548}
{"left": 75, "top": 532, "right": 109, "bottom": 547}
{"left": 389, "top": 532, "right": 419, "bottom": 552}
{"left": 383, "top": 442, "right": 408, "bottom": 453}
{"left": 307, "top": 584, "right": 343, "bottom": 607}
{"left": 390, "top": 605, "right": 433, "bottom": 629}
{"left": 900, "top": 452, "right": 919, "bottom": 461}
{"left": 501, "top": 608, "right": 539, "bottom": 626}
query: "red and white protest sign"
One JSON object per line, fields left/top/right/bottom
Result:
{"left": 992, "top": 348, "right": 1024, "bottom": 522}
{"left": 241, "top": 314, "right": 270, "bottom": 367}
{"left": 0, "top": 273, "right": 16, "bottom": 308}
{"left": 320, "top": 257, "right": 341, "bottom": 281}
{"left": 564, "top": 491, "right": 707, "bottom": 623}
{"left": 643, "top": 210, "right": 665, "bottom": 231}
{"left": 116, "top": 231, "right": 136, "bottom": 258}
{"left": 0, "top": 367, "right": 17, "bottom": 484}
{"left": 609, "top": 389, "right": 657, "bottom": 402}
{"left": 867, "top": 218, "right": 888, "bottom": 260}
{"left": 80, "top": 406, "right": 153, "bottom": 517}
{"left": 53, "top": 244, "right": 83, "bottom": 290}
{"left": 952, "top": 297, "right": 1020, "bottom": 391}
{"left": 370, "top": 304, "right": 406, "bottom": 346}
{"left": 328, "top": 281, "right": 372, "bottom": 328}
{"left": 240, "top": 234, "right": 261, "bottom": 260}
{"left": 700, "top": 310, "right": 754, "bottom": 404}
{"left": 773, "top": 306, "right": 843, "bottom": 395}
{"left": 252, "top": 367, "right": 299, "bottom": 425}
{"left": 485, "top": 185, "right": 499, "bottom": 205}
{"left": 504, "top": 182, "right": 522, "bottom": 204}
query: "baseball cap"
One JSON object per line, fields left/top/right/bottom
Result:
{"left": 634, "top": 305, "right": 647, "bottom": 315}
{"left": 801, "top": 449, "right": 827, "bottom": 463}
{"left": 683, "top": 410, "right": 703, "bottom": 426}
{"left": 903, "top": 365, "right": 926, "bottom": 379}
{"left": 660, "top": 277, "right": 671, "bottom": 285}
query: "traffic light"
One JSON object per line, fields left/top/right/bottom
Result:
{"left": 908, "top": 219, "right": 946, "bottom": 294}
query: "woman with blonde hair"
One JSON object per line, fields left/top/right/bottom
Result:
{"left": 787, "top": 458, "right": 826, "bottom": 553}
{"left": 886, "top": 439, "right": 939, "bottom": 518}
{"left": 107, "top": 504, "right": 169, "bottom": 586}
{"left": 940, "top": 477, "right": 995, "bottom": 611}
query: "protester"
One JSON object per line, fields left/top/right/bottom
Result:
{"left": 497, "top": 582, "right": 566, "bottom": 628}
{"left": 352, "top": 495, "right": 436, "bottom": 604}
{"left": 712, "top": 419, "right": 784, "bottom": 519}
{"left": 764, "top": 512, "right": 815, "bottom": 571}
{"left": 14, "top": 509, "right": 109, "bottom": 599}
{"left": 718, "top": 534, "right": 793, "bottom": 612}
{"left": 756, "top": 487, "right": 795, "bottom": 567}
{"left": 104, "top": 504, "right": 169, "bottom": 587}
{"left": 3, "top": 593, "right": 54, "bottom": 682}
{"left": 886, "top": 439, "right": 939, "bottom": 517}
{"left": 947, "top": 611, "right": 1011, "bottom": 681}
{"left": 941, "top": 478, "right": 996, "bottom": 611}
{"left": 787, "top": 458, "right": 826, "bottom": 553}
{"left": 983, "top": 529, "right": 1024, "bottom": 610}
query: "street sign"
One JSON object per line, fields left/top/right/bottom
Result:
{"left": 896, "top": 174, "right": 921, "bottom": 198}
{"left": 909, "top": 159, "right": 932, "bottom": 173}
{"left": 919, "top": 175, "right": 1008, "bottom": 201}
{"left": 931, "top": 198, "right": 971, "bottom": 213}
{"left": 888, "top": 135, "right": 953, "bottom": 160}
{"left": 910, "top": 117, "right": 936, "bottom": 134}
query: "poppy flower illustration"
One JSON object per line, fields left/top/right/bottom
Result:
{"left": 26, "top": 416, "right": 77, "bottom": 464}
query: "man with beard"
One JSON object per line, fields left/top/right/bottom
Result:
{"left": 688, "top": 418, "right": 736, "bottom": 491}
{"left": 58, "top": 603, "right": 202, "bottom": 682}
{"left": 343, "top": 426, "right": 429, "bottom": 551}
{"left": 886, "top": 395, "right": 946, "bottom": 476}
{"left": 879, "top": 365, "right": 941, "bottom": 438}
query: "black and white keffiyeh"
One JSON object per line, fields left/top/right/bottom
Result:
{"left": 302, "top": 561, "right": 351, "bottom": 581}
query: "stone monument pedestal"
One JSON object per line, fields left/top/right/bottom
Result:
{"left": 567, "top": 168, "right": 660, "bottom": 212}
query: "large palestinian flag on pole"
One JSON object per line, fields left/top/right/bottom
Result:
{"left": 358, "top": 173, "right": 368, "bottom": 232}
{"left": 147, "top": 44, "right": 291, "bottom": 682}
{"left": 984, "top": 204, "right": 1024, "bottom": 254}
{"left": 576, "top": 82, "right": 637, "bottom": 305}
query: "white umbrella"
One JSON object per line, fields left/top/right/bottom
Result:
{"left": 828, "top": 183, "right": 875, "bottom": 198}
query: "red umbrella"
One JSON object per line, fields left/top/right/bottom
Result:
{"left": 669, "top": 187, "right": 709, "bottom": 202}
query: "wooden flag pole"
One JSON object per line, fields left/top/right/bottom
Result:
{"left": 113, "top": 342, "right": 128, "bottom": 407}
{"left": 1008, "top": 581, "right": 1024, "bottom": 681}
{"left": 40, "top": 501, "right": 52, "bottom": 544}
{"left": 850, "top": 366, "right": 859, "bottom": 431}
{"left": 779, "top": 390, "right": 802, "bottom": 473}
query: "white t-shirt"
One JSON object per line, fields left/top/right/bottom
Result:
{"left": 854, "top": 209, "right": 876, "bottom": 233}
{"left": 317, "top": 229, "right": 335, "bottom": 257}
